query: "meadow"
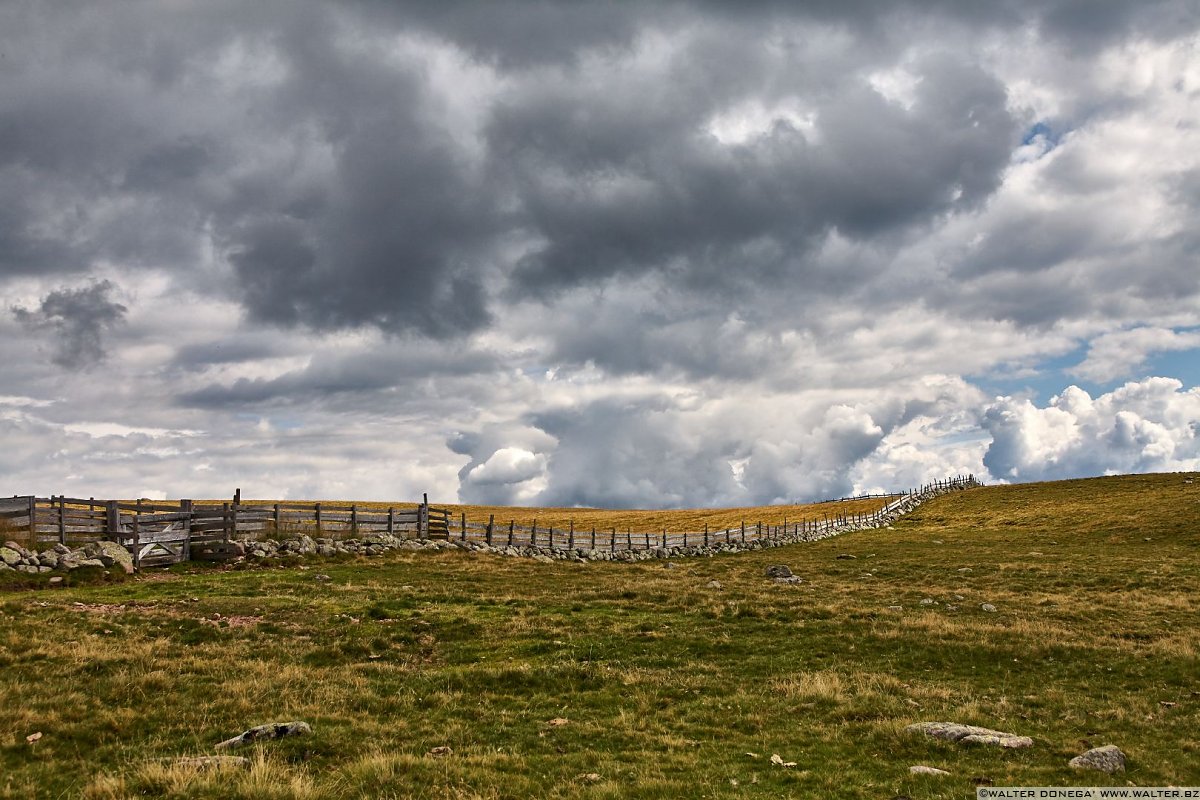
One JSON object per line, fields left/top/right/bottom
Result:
{"left": 1, "top": 472, "right": 1197, "bottom": 799}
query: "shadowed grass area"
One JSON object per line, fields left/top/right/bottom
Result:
{"left": 2, "top": 472, "right": 1198, "bottom": 798}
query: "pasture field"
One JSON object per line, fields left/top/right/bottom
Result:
{"left": 1, "top": 473, "right": 1198, "bottom": 799}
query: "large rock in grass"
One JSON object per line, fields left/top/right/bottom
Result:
{"left": 764, "top": 565, "right": 793, "bottom": 579}
{"left": 215, "top": 721, "right": 311, "bottom": 750}
{"left": 0, "top": 546, "right": 21, "bottom": 566}
{"left": 1069, "top": 745, "right": 1125, "bottom": 773}
{"left": 906, "top": 722, "right": 1032, "bottom": 749}
{"left": 88, "top": 541, "right": 135, "bottom": 574}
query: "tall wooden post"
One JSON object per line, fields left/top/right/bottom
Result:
{"left": 704, "top": 523, "right": 709, "bottom": 547}
{"left": 388, "top": 507, "right": 395, "bottom": 536}
{"left": 351, "top": 504, "right": 359, "bottom": 534}
{"left": 57, "top": 496, "right": 66, "bottom": 545}
{"left": 181, "top": 499, "right": 193, "bottom": 561}
{"left": 569, "top": 520, "right": 575, "bottom": 550}
{"left": 486, "top": 514, "right": 494, "bottom": 546}
{"left": 590, "top": 526, "right": 596, "bottom": 550}
{"left": 460, "top": 512, "right": 467, "bottom": 542}
{"left": 223, "top": 502, "right": 233, "bottom": 543}
{"left": 420, "top": 494, "right": 429, "bottom": 540}
{"left": 233, "top": 488, "right": 241, "bottom": 506}
{"left": 274, "top": 503, "right": 281, "bottom": 533}
{"left": 132, "top": 511, "right": 141, "bottom": 571}
{"left": 105, "top": 500, "right": 119, "bottom": 539}
{"left": 315, "top": 502, "right": 322, "bottom": 533}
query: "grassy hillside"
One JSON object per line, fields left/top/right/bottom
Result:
{"left": 2, "top": 472, "right": 1198, "bottom": 799}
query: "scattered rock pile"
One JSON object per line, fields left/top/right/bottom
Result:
{"left": 0, "top": 540, "right": 133, "bottom": 575}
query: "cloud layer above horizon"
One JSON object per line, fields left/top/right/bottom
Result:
{"left": 2, "top": 1, "right": 1198, "bottom": 504}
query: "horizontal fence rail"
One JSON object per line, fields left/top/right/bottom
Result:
{"left": 0, "top": 476, "right": 979, "bottom": 569}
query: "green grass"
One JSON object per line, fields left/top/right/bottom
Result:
{"left": 2, "top": 472, "right": 1198, "bottom": 798}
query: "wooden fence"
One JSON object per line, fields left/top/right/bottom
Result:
{"left": 1, "top": 476, "right": 978, "bottom": 568}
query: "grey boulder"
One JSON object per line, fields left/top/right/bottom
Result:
{"left": 905, "top": 722, "right": 1032, "bottom": 749}
{"left": 1069, "top": 745, "right": 1125, "bottom": 774}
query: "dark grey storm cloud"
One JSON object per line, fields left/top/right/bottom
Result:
{"left": 12, "top": 281, "right": 127, "bottom": 369}
{"left": 494, "top": 51, "right": 1013, "bottom": 300}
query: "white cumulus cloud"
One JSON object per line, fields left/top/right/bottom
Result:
{"left": 981, "top": 378, "right": 1200, "bottom": 482}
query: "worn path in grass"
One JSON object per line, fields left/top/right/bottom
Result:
{"left": 1, "top": 473, "right": 1197, "bottom": 799}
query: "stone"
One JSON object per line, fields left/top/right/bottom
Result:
{"left": 920, "top": 598, "right": 935, "bottom": 605}
{"left": 906, "top": 722, "right": 1032, "bottom": 749}
{"left": 706, "top": 580, "right": 722, "bottom": 589}
{"left": 314, "top": 574, "right": 332, "bottom": 582}
{"left": 48, "top": 576, "right": 64, "bottom": 586}
{"left": 91, "top": 541, "right": 135, "bottom": 574}
{"left": 980, "top": 603, "right": 998, "bottom": 613}
{"left": 175, "top": 755, "right": 250, "bottom": 771}
{"left": 773, "top": 575, "right": 803, "bottom": 585}
{"left": 69, "top": 558, "right": 106, "bottom": 570}
{"left": 53, "top": 543, "right": 72, "bottom": 555}
{"left": 909, "top": 766, "right": 950, "bottom": 776}
{"left": 0, "top": 547, "right": 20, "bottom": 566}
{"left": 887, "top": 605, "right": 903, "bottom": 611}
{"left": 38, "top": 551, "right": 60, "bottom": 568}
{"left": 764, "top": 565, "right": 793, "bottom": 579}
{"left": 836, "top": 553, "right": 857, "bottom": 560}
{"left": 1069, "top": 745, "right": 1125, "bottom": 774}
{"left": 215, "top": 721, "right": 312, "bottom": 750}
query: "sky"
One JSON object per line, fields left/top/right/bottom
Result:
{"left": 1, "top": 0, "right": 1198, "bottom": 506}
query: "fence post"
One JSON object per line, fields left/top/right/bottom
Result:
{"left": 531, "top": 520, "right": 537, "bottom": 548}
{"left": 420, "top": 494, "right": 429, "bottom": 540}
{"left": 569, "top": 520, "right": 575, "bottom": 550}
{"left": 132, "top": 510, "right": 141, "bottom": 571}
{"left": 643, "top": 529, "right": 650, "bottom": 549}
{"left": 105, "top": 500, "right": 119, "bottom": 540}
{"left": 741, "top": 520, "right": 746, "bottom": 544}
{"left": 315, "top": 502, "right": 322, "bottom": 533}
{"left": 57, "top": 496, "right": 66, "bottom": 545}
{"left": 486, "top": 514, "right": 494, "bottom": 546}
{"left": 508, "top": 520, "right": 514, "bottom": 547}
{"left": 351, "top": 504, "right": 358, "bottom": 535}
{"left": 704, "top": 523, "right": 709, "bottom": 547}
{"left": 662, "top": 528, "right": 667, "bottom": 548}
{"left": 461, "top": 512, "right": 467, "bottom": 542}
{"left": 549, "top": 523, "right": 554, "bottom": 550}
{"left": 388, "top": 507, "right": 395, "bottom": 536}
{"left": 274, "top": 503, "right": 281, "bottom": 533}
{"left": 181, "top": 499, "right": 193, "bottom": 561}
{"left": 224, "top": 502, "right": 233, "bottom": 543}
{"left": 611, "top": 528, "right": 616, "bottom": 553}
{"left": 626, "top": 527, "right": 632, "bottom": 550}
{"left": 590, "top": 526, "right": 596, "bottom": 550}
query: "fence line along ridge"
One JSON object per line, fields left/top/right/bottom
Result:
{"left": 0, "top": 476, "right": 980, "bottom": 569}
